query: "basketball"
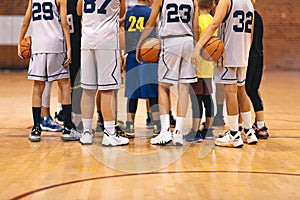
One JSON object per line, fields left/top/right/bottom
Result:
{"left": 20, "top": 36, "right": 32, "bottom": 59}
{"left": 139, "top": 38, "right": 161, "bottom": 63}
{"left": 200, "top": 36, "right": 224, "bottom": 61}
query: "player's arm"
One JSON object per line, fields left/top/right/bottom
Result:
{"left": 136, "top": 0, "right": 162, "bottom": 63}
{"left": 191, "top": 0, "right": 229, "bottom": 65}
{"left": 77, "top": 0, "right": 82, "bottom": 16}
{"left": 58, "top": 0, "right": 72, "bottom": 67}
{"left": 120, "top": 0, "right": 126, "bottom": 19}
{"left": 18, "top": 0, "right": 32, "bottom": 59}
{"left": 193, "top": 0, "right": 199, "bottom": 43}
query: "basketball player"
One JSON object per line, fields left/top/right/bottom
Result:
{"left": 77, "top": 0, "right": 129, "bottom": 146}
{"left": 191, "top": 0, "right": 258, "bottom": 147}
{"left": 184, "top": 0, "right": 216, "bottom": 142}
{"left": 18, "top": 0, "right": 81, "bottom": 142}
{"left": 122, "top": 0, "right": 160, "bottom": 138}
{"left": 136, "top": 0, "right": 198, "bottom": 145}
{"left": 246, "top": 0, "right": 269, "bottom": 139}
{"left": 67, "top": 0, "right": 83, "bottom": 131}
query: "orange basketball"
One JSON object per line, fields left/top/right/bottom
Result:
{"left": 20, "top": 36, "right": 32, "bottom": 59}
{"left": 139, "top": 38, "right": 161, "bottom": 63}
{"left": 200, "top": 36, "right": 224, "bottom": 61}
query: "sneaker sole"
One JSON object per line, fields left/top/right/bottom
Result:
{"left": 102, "top": 143, "right": 129, "bottom": 147}
{"left": 41, "top": 127, "right": 63, "bottom": 132}
{"left": 61, "top": 136, "right": 80, "bottom": 141}
{"left": 80, "top": 141, "right": 93, "bottom": 145}
{"left": 215, "top": 142, "right": 244, "bottom": 148}
{"left": 28, "top": 137, "right": 41, "bottom": 142}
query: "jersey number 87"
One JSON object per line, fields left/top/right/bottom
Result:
{"left": 84, "top": 0, "right": 112, "bottom": 14}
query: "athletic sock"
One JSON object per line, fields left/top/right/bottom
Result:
{"left": 62, "top": 104, "right": 74, "bottom": 129}
{"left": 32, "top": 107, "right": 41, "bottom": 126}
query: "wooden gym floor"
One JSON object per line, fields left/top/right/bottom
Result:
{"left": 0, "top": 70, "right": 299, "bottom": 199}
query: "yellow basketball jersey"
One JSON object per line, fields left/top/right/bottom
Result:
{"left": 196, "top": 14, "right": 217, "bottom": 78}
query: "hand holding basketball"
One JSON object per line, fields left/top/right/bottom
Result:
{"left": 200, "top": 36, "right": 224, "bottom": 61}
{"left": 18, "top": 36, "right": 32, "bottom": 59}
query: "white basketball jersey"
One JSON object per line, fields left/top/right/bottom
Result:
{"left": 221, "top": 0, "right": 254, "bottom": 67}
{"left": 159, "top": 0, "right": 194, "bottom": 38}
{"left": 31, "top": 0, "right": 65, "bottom": 53}
{"left": 81, "top": 0, "right": 120, "bottom": 49}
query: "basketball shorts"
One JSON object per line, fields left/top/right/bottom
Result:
{"left": 214, "top": 66, "right": 247, "bottom": 86}
{"left": 80, "top": 49, "right": 121, "bottom": 90}
{"left": 190, "top": 78, "right": 213, "bottom": 95}
{"left": 125, "top": 53, "right": 158, "bottom": 98}
{"left": 28, "top": 53, "right": 69, "bottom": 81}
{"left": 158, "top": 36, "right": 197, "bottom": 84}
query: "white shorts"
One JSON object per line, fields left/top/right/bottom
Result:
{"left": 213, "top": 66, "right": 247, "bottom": 86}
{"left": 28, "top": 53, "right": 69, "bottom": 81}
{"left": 158, "top": 36, "right": 197, "bottom": 84}
{"left": 81, "top": 49, "right": 121, "bottom": 90}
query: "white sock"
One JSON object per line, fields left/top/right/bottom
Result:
{"left": 160, "top": 114, "right": 170, "bottom": 132}
{"left": 227, "top": 115, "right": 239, "bottom": 132}
{"left": 82, "top": 118, "right": 93, "bottom": 132}
{"left": 241, "top": 111, "right": 252, "bottom": 129}
{"left": 174, "top": 117, "right": 184, "bottom": 134}
{"left": 256, "top": 121, "right": 265, "bottom": 129}
{"left": 72, "top": 113, "right": 82, "bottom": 127}
{"left": 104, "top": 121, "right": 115, "bottom": 135}
{"left": 57, "top": 103, "right": 62, "bottom": 113}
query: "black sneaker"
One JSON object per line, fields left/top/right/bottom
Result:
{"left": 120, "top": 121, "right": 135, "bottom": 138}
{"left": 61, "top": 127, "right": 81, "bottom": 141}
{"left": 29, "top": 125, "right": 42, "bottom": 142}
{"left": 54, "top": 110, "right": 65, "bottom": 124}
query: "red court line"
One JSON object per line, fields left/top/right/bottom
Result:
{"left": 11, "top": 170, "right": 300, "bottom": 200}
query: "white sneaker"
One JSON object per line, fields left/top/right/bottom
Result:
{"left": 150, "top": 128, "right": 172, "bottom": 145}
{"left": 242, "top": 128, "right": 258, "bottom": 144}
{"left": 80, "top": 130, "right": 93, "bottom": 145}
{"left": 172, "top": 130, "right": 183, "bottom": 146}
{"left": 215, "top": 131, "right": 244, "bottom": 148}
{"left": 102, "top": 129, "right": 129, "bottom": 146}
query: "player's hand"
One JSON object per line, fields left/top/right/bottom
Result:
{"left": 191, "top": 44, "right": 201, "bottom": 66}
{"left": 17, "top": 44, "right": 24, "bottom": 59}
{"left": 135, "top": 43, "right": 143, "bottom": 64}
{"left": 64, "top": 50, "right": 72, "bottom": 68}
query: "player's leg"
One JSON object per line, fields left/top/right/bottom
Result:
{"left": 149, "top": 97, "right": 160, "bottom": 137}
{"left": 150, "top": 82, "right": 173, "bottom": 145}
{"left": 93, "top": 49, "right": 128, "bottom": 146}
{"left": 27, "top": 54, "right": 47, "bottom": 142}
{"left": 30, "top": 80, "right": 45, "bottom": 142}
{"left": 200, "top": 78, "right": 214, "bottom": 139}
{"left": 214, "top": 67, "right": 244, "bottom": 148}
{"left": 237, "top": 67, "right": 258, "bottom": 144}
{"left": 184, "top": 89, "right": 203, "bottom": 142}
{"left": 246, "top": 57, "right": 268, "bottom": 138}
{"left": 58, "top": 78, "right": 81, "bottom": 141}
{"left": 95, "top": 91, "right": 104, "bottom": 132}
{"left": 123, "top": 98, "right": 138, "bottom": 138}
{"left": 41, "top": 81, "right": 62, "bottom": 132}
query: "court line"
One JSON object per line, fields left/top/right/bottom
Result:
{"left": 11, "top": 170, "right": 300, "bottom": 200}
